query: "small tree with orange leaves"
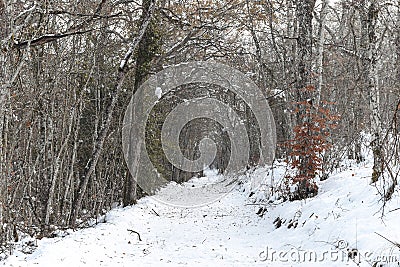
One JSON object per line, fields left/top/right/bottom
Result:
{"left": 285, "top": 97, "right": 340, "bottom": 201}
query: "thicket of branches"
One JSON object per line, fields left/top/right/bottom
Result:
{"left": 0, "top": 0, "right": 399, "bottom": 255}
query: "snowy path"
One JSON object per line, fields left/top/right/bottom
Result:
{"left": 6, "top": 188, "right": 273, "bottom": 267}
{"left": 5, "top": 163, "right": 400, "bottom": 267}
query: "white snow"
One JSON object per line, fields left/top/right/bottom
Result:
{"left": 155, "top": 87, "right": 162, "bottom": 99}
{"left": 4, "top": 157, "right": 400, "bottom": 267}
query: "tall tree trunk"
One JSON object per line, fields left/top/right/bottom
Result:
{"left": 69, "top": 0, "right": 157, "bottom": 227}
{"left": 245, "top": 0, "right": 268, "bottom": 93}
{"left": 353, "top": 0, "right": 372, "bottom": 164}
{"left": 361, "top": 0, "right": 382, "bottom": 183}
{"left": 295, "top": 0, "right": 316, "bottom": 191}
{"left": 295, "top": 0, "right": 315, "bottom": 108}
{"left": 123, "top": 0, "right": 161, "bottom": 207}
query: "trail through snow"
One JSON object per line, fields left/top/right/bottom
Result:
{"left": 4, "top": 160, "right": 400, "bottom": 267}
{"left": 6, "top": 183, "right": 272, "bottom": 266}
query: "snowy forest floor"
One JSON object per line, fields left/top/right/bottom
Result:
{"left": 4, "top": 158, "right": 400, "bottom": 267}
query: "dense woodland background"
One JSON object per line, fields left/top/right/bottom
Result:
{"left": 0, "top": 0, "right": 399, "bottom": 255}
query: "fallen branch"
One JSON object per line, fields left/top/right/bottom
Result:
{"left": 375, "top": 232, "right": 400, "bottom": 249}
{"left": 127, "top": 229, "right": 142, "bottom": 241}
{"left": 389, "top": 207, "right": 400, "bottom": 213}
{"left": 151, "top": 208, "right": 160, "bottom": 216}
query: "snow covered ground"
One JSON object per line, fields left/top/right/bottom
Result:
{"left": 4, "top": 158, "right": 400, "bottom": 267}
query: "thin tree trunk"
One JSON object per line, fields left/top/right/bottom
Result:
{"left": 63, "top": 101, "right": 81, "bottom": 222}
{"left": 44, "top": 106, "right": 75, "bottom": 226}
{"left": 397, "top": 0, "right": 400, "bottom": 89}
{"left": 363, "top": 0, "right": 382, "bottom": 183}
{"left": 316, "top": 0, "right": 328, "bottom": 106}
{"left": 284, "top": 0, "right": 296, "bottom": 141}
{"left": 246, "top": 0, "right": 268, "bottom": 92}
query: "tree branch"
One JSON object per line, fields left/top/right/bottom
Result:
{"left": 13, "top": 29, "right": 93, "bottom": 49}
